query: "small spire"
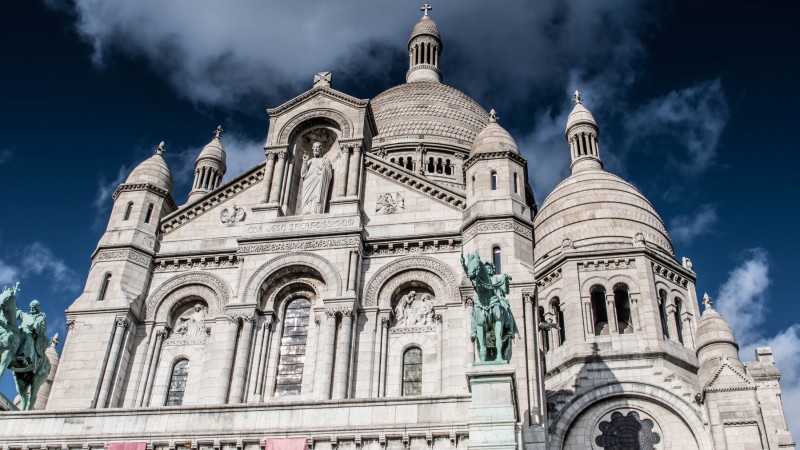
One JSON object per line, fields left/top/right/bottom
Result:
{"left": 488, "top": 109, "right": 498, "bottom": 123}
{"left": 702, "top": 293, "right": 713, "bottom": 310}
{"left": 572, "top": 90, "right": 583, "bottom": 105}
{"left": 156, "top": 141, "right": 166, "bottom": 155}
{"left": 214, "top": 125, "right": 223, "bottom": 139}
{"left": 421, "top": 3, "right": 432, "bottom": 17}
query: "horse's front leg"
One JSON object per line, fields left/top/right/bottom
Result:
{"left": 13, "top": 376, "right": 28, "bottom": 410}
{"left": 475, "top": 327, "right": 487, "bottom": 361}
{"left": 493, "top": 320, "right": 504, "bottom": 362}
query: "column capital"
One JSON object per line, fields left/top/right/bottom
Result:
{"left": 155, "top": 328, "right": 169, "bottom": 340}
{"left": 464, "top": 296, "right": 475, "bottom": 307}
{"left": 241, "top": 313, "right": 256, "bottom": 324}
{"left": 115, "top": 317, "right": 130, "bottom": 329}
{"left": 381, "top": 316, "right": 391, "bottom": 328}
{"left": 276, "top": 150, "right": 288, "bottom": 160}
{"left": 225, "top": 314, "right": 241, "bottom": 324}
{"left": 340, "top": 142, "right": 352, "bottom": 153}
{"left": 522, "top": 292, "right": 535, "bottom": 304}
{"left": 264, "top": 151, "right": 277, "bottom": 161}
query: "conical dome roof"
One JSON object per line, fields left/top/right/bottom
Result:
{"left": 696, "top": 296, "right": 738, "bottom": 353}
{"left": 471, "top": 109, "right": 519, "bottom": 156}
{"left": 197, "top": 131, "right": 227, "bottom": 169}
{"left": 125, "top": 142, "right": 174, "bottom": 193}
{"left": 409, "top": 16, "right": 440, "bottom": 43}
{"left": 565, "top": 101, "right": 598, "bottom": 133}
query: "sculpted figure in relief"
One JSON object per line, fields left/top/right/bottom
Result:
{"left": 393, "top": 290, "right": 435, "bottom": 327}
{"left": 300, "top": 142, "right": 333, "bottom": 215}
{"left": 175, "top": 304, "right": 207, "bottom": 336}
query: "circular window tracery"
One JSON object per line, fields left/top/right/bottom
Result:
{"left": 595, "top": 411, "right": 661, "bottom": 450}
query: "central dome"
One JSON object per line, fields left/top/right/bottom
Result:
{"left": 371, "top": 81, "right": 488, "bottom": 149}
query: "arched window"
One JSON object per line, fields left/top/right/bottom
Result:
{"left": 613, "top": 284, "right": 632, "bottom": 334}
{"left": 591, "top": 286, "right": 608, "bottom": 336}
{"left": 275, "top": 298, "right": 312, "bottom": 396}
{"left": 552, "top": 299, "right": 566, "bottom": 346}
{"left": 513, "top": 173, "right": 519, "bottom": 194}
{"left": 144, "top": 203, "right": 154, "bottom": 224}
{"left": 165, "top": 359, "right": 189, "bottom": 406}
{"left": 427, "top": 157, "right": 435, "bottom": 173}
{"left": 390, "top": 157, "right": 396, "bottom": 164}
{"left": 490, "top": 171, "right": 498, "bottom": 190}
{"left": 436, "top": 158, "right": 443, "bottom": 174}
{"left": 539, "top": 306, "right": 550, "bottom": 352}
{"left": 123, "top": 202, "right": 134, "bottom": 221}
{"left": 492, "top": 246, "right": 502, "bottom": 274}
{"left": 658, "top": 290, "right": 670, "bottom": 339}
{"left": 98, "top": 273, "right": 111, "bottom": 301}
{"left": 674, "top": 298, "right": 685, "bottom": 345}
{"left": 444, "top": 159, "right": 452, "bottom": 175}
{"left": 402, "top": 347, "right": 422, "bottom": 396}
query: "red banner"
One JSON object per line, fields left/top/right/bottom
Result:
{"left": 108, "top": 443, "right": 147, "bottom": 450}
{"left": 265, "top": 438, "right": 308, "bottom": 450}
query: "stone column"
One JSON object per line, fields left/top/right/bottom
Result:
{"left": 136, "top": 327, "right": 159, "bottom": 406}
{"left": 96, "top": 317, "right": 129, "bottom": 408}
{"left": 253, "top": 316, "right": 274, "bottom": 401}
{"left": 375, "top": 316, "right": 390, "bottom": 397}
{"left": 260, "top": 152, "right": 276, "bottom": 203}
{"left": 347, "top": 249, "right": 359, "bottom": 292}
{"left": 337, "top": 144, "right": 351, "bottom": 198}
{"left": 317, "top": 310, "right": 338, "bottom": 399}
{"left": 465, "top": 298, "right": 475, "bottom": 365}
{"left": 630, "top": 294, "right": 642, "bottom": 332}
{"left": 346, "top": 143, "right": 361, "bottom": 196}
{"left": 229, "top": 314, "right": 256, "bottom": 403}
{"left": 213, "top": 315, "right": 241, "bottom": 404}
{"left": 522, "top": 293, "right": 538, "bottom": 424}
{"left": 140, "top": 328, "right": 167, "bottom": 406}
{"left": 583, "top": 301, "right": 594, "bottom": 336}
{"left": 681, "top": 312, "right": 695, "bottom": 348}
{"left": 269, "top": 150, "right": 287, "bottom": 204}
{"left": 665, "top": 304, "right": 680, "bottom": 343}
{"left": 333, "top": 309, "right": 354, "bottom": 399}
{"left": 606, "top": 294, "right": 618, "bottom": 334}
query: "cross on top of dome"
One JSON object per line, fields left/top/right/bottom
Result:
{"left": 489, "top": 109, "right": 499, "bottom": 123}
{"left": 421, "top": 3, "right": 432, "bottom": 17}
{"left": 703, "top": 293, "right": 714, "bottom": 310}
{"left": 214, "top": 125, "right": 223, "bottom": 139}
{"left": 156, "top": 141, "right": 165, "bottom": 155}
{"left": 572, "top": 90, "right": 583, "bottom": 105}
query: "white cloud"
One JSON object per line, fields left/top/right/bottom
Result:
{"left": 58, "top": 0, "right": 656, "bottom": 112}
{"left": 20, "top": 242, "right": 81, "bottom": 293}
{"left": 714, "top": 249, "right": 800, "bottom": 436}
{"left": 669, "top": 204, "right": 718, "bottom": 245}
{"left": 92, "top": 165, "right": 128, "bottom": 229}
{"left": 0, "top": 257, "right": 20, "bottom": 285}
{"left": 626, "top": 78, "right": 730, "bottom": 175}
{"left": 716, "top": 248, "right": 770, "bottom": 343}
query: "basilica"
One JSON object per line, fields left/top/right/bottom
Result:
{"left": 0, "top": 6, "right": 794, "bottom": 450}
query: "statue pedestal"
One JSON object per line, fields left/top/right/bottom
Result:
{"left": 465, "top": 363, "right": 518, "bottom": 450}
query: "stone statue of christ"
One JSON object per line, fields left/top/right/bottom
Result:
{"left": 300, "top": 142, "right": 333, "bottom": 215}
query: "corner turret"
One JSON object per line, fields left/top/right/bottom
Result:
{"left": 188, "top": 125, "right": 227, "bottom": 203}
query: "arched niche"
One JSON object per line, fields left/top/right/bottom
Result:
{"left": 242, "top": 252, "right": 342, "bottom": 303}
{"left": 364, "top": 256, "right": 460, "bottom": 307}
{"left": 146, "top": 272, "right": 230, "bottom": 322}
{"left": 283, "top": 118, "right": 342, "bottom": 216}
{"left": 259, "top": 265, "right": 325, "bottom": 312}
{"left": 390, "top": 282, "right": 437, "bottom": 328}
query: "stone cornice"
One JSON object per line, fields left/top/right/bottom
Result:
{"left": 364, "top": 153, "right": 466, "bottom": 210}
{"left": 463, "top": 150, "right": 527, "bottom": 171}
{"left": 160, "top": 162, "right": 265, "bottom": 235}
{"left": 545, "top": 348, "right": 699, "bottom": 378}
{"left": 533, "top": 246, "right": 689, "bottom": 281}
{"left": 113, "top": 183, "right": 178, "bottom": 211}
{"left": 363, "top": 237, "right": 460, "bottom": 258}
{"left": 267, "top": 86, "right": 369, "bottom": 116}
{"left": 93, "top": 247, "right": 153, "bottom": 269}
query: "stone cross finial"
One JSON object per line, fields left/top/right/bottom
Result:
{"left": 421, "top": 3, "right": 432, "bottom": 16}
{"left": 214, "top": 125, "right": 223, "bottom": 139}
{"left": 488, "top": 109, "right": 498, "bottom": 123}
{"left": 156, "top": 141, "right": 166, "bottom": 155}
{"left": 572, "top": 90, "right": 582, "bottom": 105}
{"left": 314, "top": 71, "right": 332, "bottom": 88}
{"left": 702, "top": 293, "right": 713, "bottom": 310}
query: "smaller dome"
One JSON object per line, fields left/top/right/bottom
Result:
{"left": 125, "top": 142, "right": 174, "bottom": 193}
{"left": 695, "top": 300, "right": 738, "bottom": 353}
{"left": 409, "top": 16, "right": 440, "bottom": 43}
{"left": 471, "top": 109, "right": 519, "bottom": 156}
{"left": 197, "top": 136, "right": 227, "bottom": 169}
{"left": 565, "top": 102, "right": 597, "bottom": 134}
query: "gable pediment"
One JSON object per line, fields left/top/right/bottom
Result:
{"left": 705, "top": 356, "right": 755, "bottom": 391}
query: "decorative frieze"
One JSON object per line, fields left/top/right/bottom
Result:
{"left": 244, "top": 217, "right": 358, "bottom": 236}
{"left": 239, "top": 236, "right": 361, "bottom": 255}
{"left": 462, "top": 219, "right": 532, "bottom": 242}
{"left": 652, "top": 262, "right": 690, "bottom": 288}
{"left": 578, "top": 258, "right": 636, "bottom": 272}
{"left": 363, "top": 239, "right": 458, "bottom": 257}
{"left": 536, "top": 268, "right": 562, "bottom": 289}
{"left": 364, "top": 154, "right": 465, "bottom": 210}
{"left": 161, "top": 165, "right": 264, "bottom": 235}
{"left": 154, "top": 255, "right": 239, "bottom": 273}
{"left": 95, "top": 248, "right": 152, "bottom": 267}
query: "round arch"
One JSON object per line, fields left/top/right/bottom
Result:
{"left": 146, "top": 271, "right": 231, "bottom": 321}
{"left": 548, "top": 381, "right": 711, "bottom": 450}
{"left": 277, "top": 109, "right": 354, "bottom": 145}
{"left": 242, "top": 252, "right": 342, "bottom": 304}
{"left": 363, "top": 256, "right": 460, "bottom": 307}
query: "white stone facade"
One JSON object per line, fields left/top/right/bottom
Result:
{"left": 0, "top": 10, "right": 794, "bottom": 450}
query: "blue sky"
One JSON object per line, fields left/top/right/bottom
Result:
{"left": 1, "top": 0, "right": 799, "bottom": 431}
